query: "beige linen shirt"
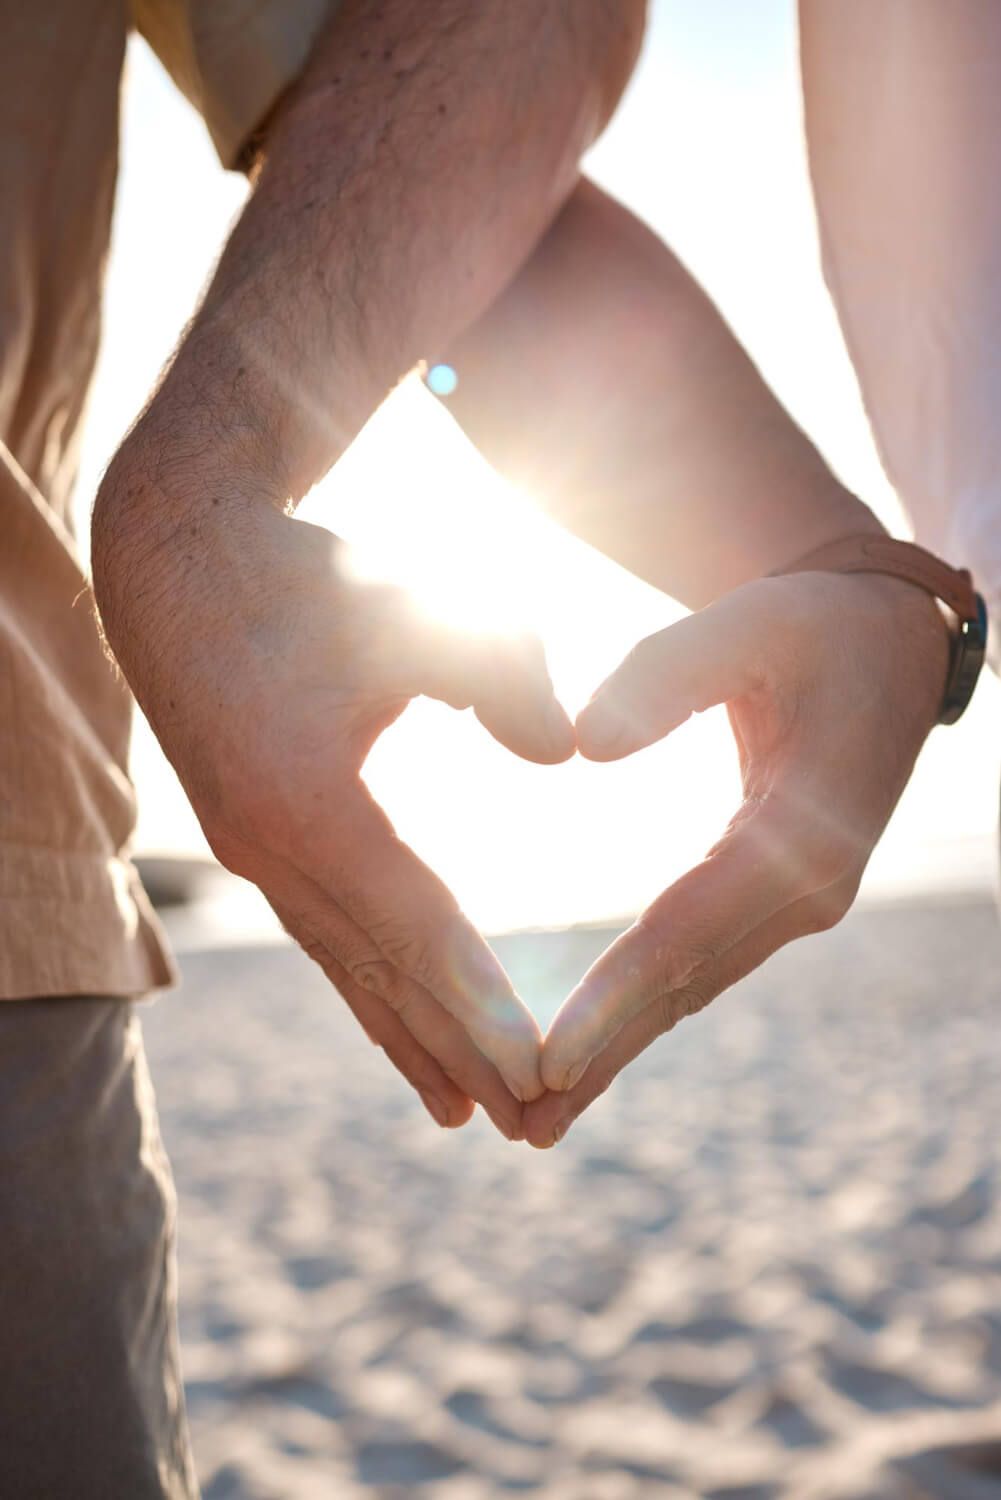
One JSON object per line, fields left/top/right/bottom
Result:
{"left": 0, "top": 0, "right": 329, "bottom": 999}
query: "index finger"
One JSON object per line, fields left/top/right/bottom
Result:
{"left": 528, "top": 877, "right": 856, "bottom": 1147}
{"left": 298, "top": 781, "right": 544, "bottom": 1101}
{"left": 540, "top": 779, "right": 841, "bottom": 1092}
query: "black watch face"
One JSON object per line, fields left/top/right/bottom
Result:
{"left": 940, "top": 594, "right": 988, "bottom": 725}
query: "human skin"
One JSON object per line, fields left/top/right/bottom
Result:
{"left": 91, "top": 1, "right": 646, "bottom": 1139}
{"left": 438, "top": 178, "right": 888, "bottom": 607}
{"left": 431, "top": 180, "right": 951, "bottom": 1146}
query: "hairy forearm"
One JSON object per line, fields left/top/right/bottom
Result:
{"left": 437, "top": 179, "right": 880, "bottom": 608}
{"left": 109, "top": 1, "right": 644, "bottom": 516}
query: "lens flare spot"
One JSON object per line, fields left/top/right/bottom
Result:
{"left": 426, "top": 363, "right": 458, "bottom": 397}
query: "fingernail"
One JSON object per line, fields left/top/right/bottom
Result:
{"left": 551, "top": 1116, "right": 574, "bottom": 1146}
{"left": 420, "top": 1091, "right": 450, "bottom": 1127}
{"left": 500, "top": 1069, "right": 533, "bottom": 1103}
{"left": 484, "top": 1106, "right": 517, "bottom": 1141}
{"left": 562, "top": 1058, "right": 591, "bottom": 1092}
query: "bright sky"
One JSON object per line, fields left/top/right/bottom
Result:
{"left": 78, "top": 0, "right": 1001, "bottom": 933}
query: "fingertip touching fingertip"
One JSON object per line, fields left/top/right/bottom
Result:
{"left": 501, "top": 1067, "right": 545, "bottom": 1105}
{"left": 542, "top": 737, "right": 578, "bottom": 766}
{"left": 539, "top": 1038, "right": 592, "bottom": 1094}
{"left": 544, "top": 700, "right": 577, "bottom": 760}
{"left": 574, "top": 710, "right": 630, "bottom": 761}
{"left": 508, "top": 704, "right": 576, "bottom": 765}
{"left": 517, "top": 736, "right": 576, "bottom": 767}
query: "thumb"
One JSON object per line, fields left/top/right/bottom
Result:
{"left": 577, "top": 586, "right": 770, "bottom": 761}
{"left": 413, "top": 618, "right": 575, "bottom": 764}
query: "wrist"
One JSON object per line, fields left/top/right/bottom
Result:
{"left": 858, "top": 571, "right": 953, "bottom": 724}
{"left": 115, "top": 292, "right": 375, "bottom": 530}
{"left": 773, "top": 533, "right": 987, "bottom": 725}
{"left": 754, "top": 476, "right": 886, "bottom": 582}
{"left": 142, "top": 325, "right": 313, "bottom": 512}
{"left": 91, "top": 422, "right": 265, "bottom": 680}
{"left": 662, "top": 470, "right": 888, "bottom": 608}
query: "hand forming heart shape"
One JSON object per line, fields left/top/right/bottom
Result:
{"left": 93, "top": 477, "right": 949, "bottom": 1151}
{"left": 518, "top": 568, "right": 948, "bottom": 1148}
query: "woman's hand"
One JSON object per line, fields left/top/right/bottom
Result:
{"left": 524, "top": 569, "right": 950, "bottom": 1147}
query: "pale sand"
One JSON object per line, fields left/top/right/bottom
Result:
{"left": 144, "top": 896, "right": 1001, "bottom": 1499}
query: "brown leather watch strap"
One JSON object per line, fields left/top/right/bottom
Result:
{"left": 773, "top": 533, "right": 979, "bottom": 623}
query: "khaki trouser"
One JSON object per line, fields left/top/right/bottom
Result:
{"left": 0, "top": 997, "right": 198, "bottom": 1498}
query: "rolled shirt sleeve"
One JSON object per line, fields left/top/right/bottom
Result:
{"left": 130, "top": 0, "right": 336, "bottom": 168}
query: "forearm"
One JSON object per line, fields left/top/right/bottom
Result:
{"left": 102, "top": 1, "right": 644, "bottom": 522}
{"left": 437, "top": 179, "right": 881, "bottom": 608}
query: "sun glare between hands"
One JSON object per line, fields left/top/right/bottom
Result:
{"left": 300, "top": 374, "right": 554, "bottom": 643}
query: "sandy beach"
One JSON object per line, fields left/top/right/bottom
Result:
{"left": 144, "top": 893, "right": 1001, "bottom": 1499}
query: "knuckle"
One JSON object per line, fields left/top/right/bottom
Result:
{"left": 380, "top": 981, "right": 414, "bottom": 1024}
{"left": 657, "top": 980, "right": 712, "bottom": 1037}
{"left": 295, "top": 930, "right": 331, "bottom": 968}
{"left": 368, "top": 918, "right": 437, "bottom": 989}
{"left": 350, "top": 956, "right": 400, "bottom": 999}
{"left": 656, "top": 992, "right": 679, "bottom": 1036}
{"left": 636, "top": 914, "right": 713, "bottom": 992}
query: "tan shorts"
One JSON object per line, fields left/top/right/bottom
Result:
{"left": 0, "top": 996, "right": 198, "bottom": 1498}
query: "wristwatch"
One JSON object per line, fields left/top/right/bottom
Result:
{"left": 773, "top": 533, "right": 988, "bottom": 725}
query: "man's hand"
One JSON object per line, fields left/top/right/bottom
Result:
{"left": 89, "top": 0, "right": 647, "bottom": 1139}
{"left": 93, "top": 472, "right": 574, "bottom": 1138}
{"left": 523, "top": 568, "right": 950, "bottom": 1147}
